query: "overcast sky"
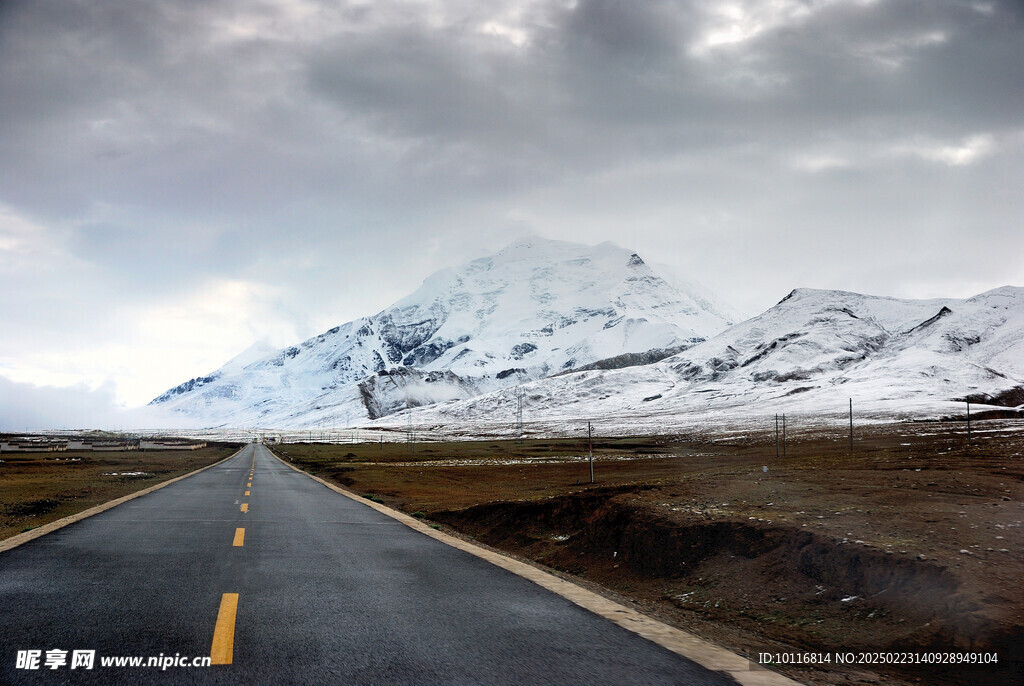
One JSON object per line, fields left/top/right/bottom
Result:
{"left": 1, "top": 0, "right": 1021, "bottom": 427}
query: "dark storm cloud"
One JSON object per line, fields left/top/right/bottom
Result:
{"left": 3, "top": 0, "right": 1020, "bottom": 220}
{"left": 560, "top": 0, "right": 693, "bottom": 62}
{"left": 750, "top": 1, "right": 1024, "bottom": 132}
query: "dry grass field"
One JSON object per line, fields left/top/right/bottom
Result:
{"left": 0, "top": 442, "right": 240, "bottom": 542}
{"left": 276, "top": 420, "right": 1024, "bottom": 686}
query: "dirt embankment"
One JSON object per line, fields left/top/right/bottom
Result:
{"left": 434, "top": 489, "right": 1021, "bottom": 685}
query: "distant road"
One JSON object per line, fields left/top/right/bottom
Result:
{"left": 0, "top": 444, "right": 741, "bottom": 684}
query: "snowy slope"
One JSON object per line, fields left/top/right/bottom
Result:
{"left": 397, "top": 286, "right": 1024, "bottom": 433}
{"left": 149, "top": 238, "right": 738, "bottom": 427}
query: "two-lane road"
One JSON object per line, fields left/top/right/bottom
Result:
{"left": 0, "top": 444, "right": 743, "bottom": 684}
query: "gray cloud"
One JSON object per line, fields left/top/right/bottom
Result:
{"left": 5, "top": 0, "right": 1020, "bottom": 218}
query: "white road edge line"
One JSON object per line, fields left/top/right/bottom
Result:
{"left": 0, "top": 447, "right": 248, "bottom": 553}
{"left": 268, "top": 447, "right": 803, "bottom": 686}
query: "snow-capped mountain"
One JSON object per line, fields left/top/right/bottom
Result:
{"left": 150, "top": 237, "right": 738, "bottom": 427}
{"left": 398, "top": 286, "right": 1024, "bottom": 433}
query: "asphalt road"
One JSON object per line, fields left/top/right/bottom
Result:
{"left": 0, "top": 444, "right": 741, "bottom": 685}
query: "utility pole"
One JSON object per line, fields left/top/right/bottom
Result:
{"left": 849, "top": 398, "right": 854, "bottom": 454}
{"left": 404, "top": 377, "right": 412, "bottom": 444}
{"left": 515, "top": 386, "right": 525, "bottom": 443}
{"left": 588, "top": 421, "right": 594, "bottom": 484}
{"left": 775, "top": 414, "right": 779, "bottom": 459}
{"left": 782, "top": 413, "right": 786, "bottom": 459}
{"left": 967, "top": 400, "right": 971, "bottom": 446}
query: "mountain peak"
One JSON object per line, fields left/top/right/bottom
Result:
{"left": 223, "top": 340, "right": 279, "bottom": 370}
{"left": 150, "top": 238, "right": 737, "bottom": 427}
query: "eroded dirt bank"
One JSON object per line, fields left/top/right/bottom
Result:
{"left": 434, "top": 489, "right": 1020, "bottom": 684}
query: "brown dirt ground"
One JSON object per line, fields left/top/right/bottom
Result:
{"left": 0, "top": 443, "right": 239, "bottom": 541}
{"left": 276, "top": 420, "right": 1024, "bottom": 686}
